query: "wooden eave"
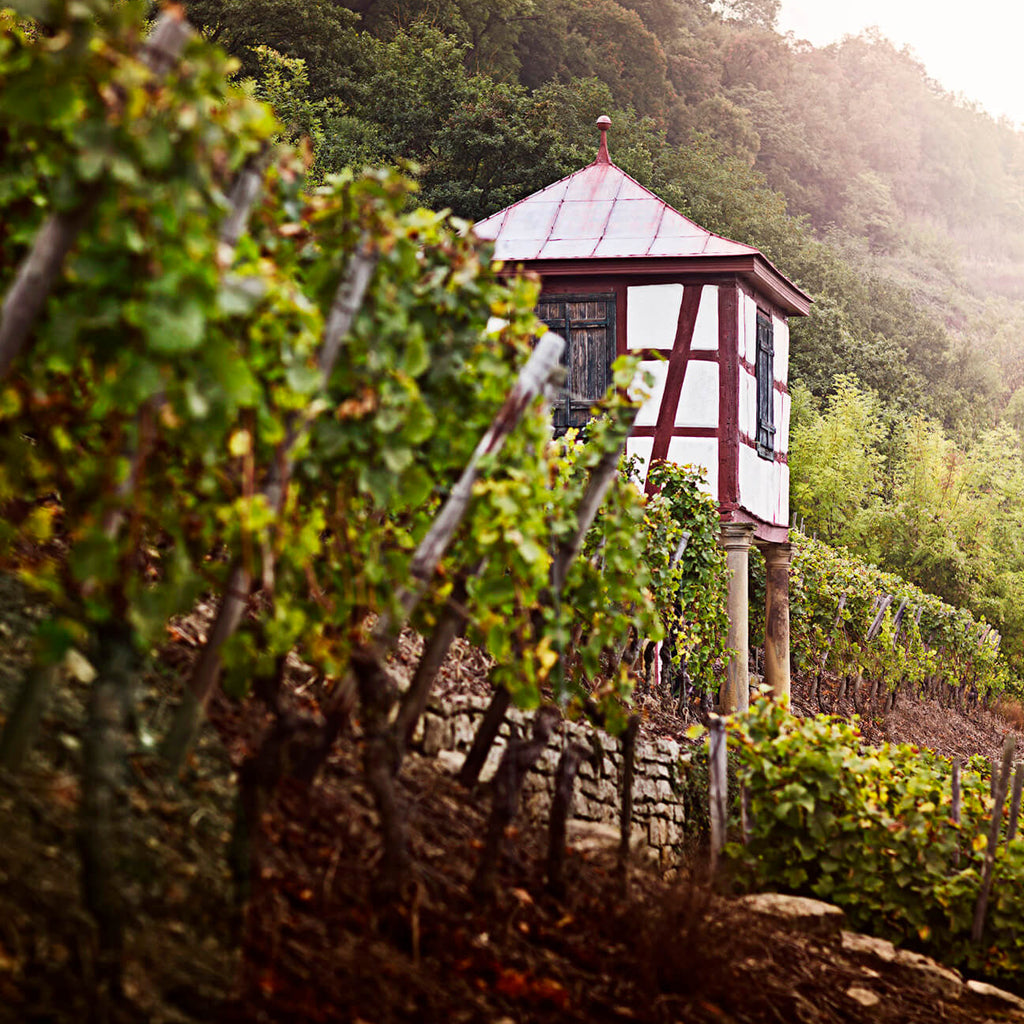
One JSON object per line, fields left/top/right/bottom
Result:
{"left": 494, "top": 253, "right": 813, "bottom": 318}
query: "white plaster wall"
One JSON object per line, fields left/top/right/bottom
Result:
{"left": 774, "top": 389, "right": 791, "bottom": 455}
{"left": 772, "top": 313, "right": 789, "bottom": 384}
{"left": 775, "top": 462, "right": 790, "bottom": 526}
{"left": 630, "top": 360, "right": 668, "bottom": 427}
{"left": 690, "top": 285, "right": 719, "bottom": 351}
{"left": 676, "top": 361, "right": 718, "bottom": 428}
{"left": 667, "top": 437, "right": 718, "bottom": 498}
{"left": 626, "top": 284, "right": 682, "bottom": 350}
{"left": 738, "top": 444, "right": 777, "bottom": 524}
{"left": 739, "top": 367, "right": 757, "bottom": 436}
{"left": 626, "top": 436, "right": 654, "bottom": 486}
{"left": 741, "top": 293, "right": 758, "bottom": 363}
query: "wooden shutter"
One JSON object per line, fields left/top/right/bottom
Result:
{"left": 536, "top": 294, "right": 616, "bottom": 435}
{"left": 755, "top": 309, "right": 775, "bottom": 458}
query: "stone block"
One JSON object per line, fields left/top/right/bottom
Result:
{"left": 422, "top": 714, "right": 450, "bottom": 756}
{"left": 435, "top": 750, "right": 464, "bottom": 775}
{"left": 964, "top": 979, "right": 1024, "bottom": 1012}
{"left": 893, "top": 949, "right": 962, "bottom": 1000}
{"left": 654, "top": 737, "right": 681, "bottom": 760}
{"left": 736, "top": 893, "right": 845, "bottom": 940}
{"left": 478, "top": 745, "right": 507, "bottom": 784}
{"left": 410, "top": 715, "right": 425, "bottom": 746}
{"left": 453, "top": 714, "right": 476, "bottom": 748}
{"left": 841, "top": 931, "right": 896, "bottom": 964}
{"left": 845, "top": 986, "right": 880, "bottom": 1009}
{"left": 566, "top": 820, "right": 619, "bottom": 853}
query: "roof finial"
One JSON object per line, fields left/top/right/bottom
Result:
{"left": 595, "top": 115, "right": 611, "bottom": 165}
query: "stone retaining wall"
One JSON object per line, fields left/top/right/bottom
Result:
{"left": 411, "top": 694, "right": 688, "bottom": 867}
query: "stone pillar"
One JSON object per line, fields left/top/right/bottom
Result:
{"left": 761, "top": 542, "right": 792, "bottom": 707}
{"left": 720, "top": 522, "right": 755, "bottom": 714}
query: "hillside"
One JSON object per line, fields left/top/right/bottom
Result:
{"left": 174, "top": 0, "right": 1024, "bottom": 672}
{"left": 3, "top": 577, "right": 1024, "bottom": 1023}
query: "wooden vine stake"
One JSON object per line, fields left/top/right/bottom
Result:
{"left": 546, "top": 739, "right": 596, "bottom": 899}
{"left": 0, "top": 9, "right": 193, "bottom": 381}
{"left": 708, "top": 715, "right": 728, "bottom": 874}
{"left": 160, "top": 241, "right": 381, "bottom": 770}
{"left": 972, "top": 734, "right": 1016, "bottom": 945}
{"left": 1007, "top": 765, "right": 1024, "bottom": 843}
{"left": 951, "top": 757, "right": 961, "bottom": 868}
{"left": 617, "top": 715, "right": 640, "bottom": 894}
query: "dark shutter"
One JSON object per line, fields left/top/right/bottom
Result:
{"left": 536, "top": 294, "right": 616, "bottom": 435}
{"left": 755, "top": 309, "right": 775, "bottom": 459}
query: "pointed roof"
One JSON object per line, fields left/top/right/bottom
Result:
{"left": 474, "top": 119, "right": 811, "bottom": 316}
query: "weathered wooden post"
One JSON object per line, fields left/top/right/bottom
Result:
{"left": 972, "top": 735, "right": 1016, "bottom": 944}
{"left": 708, "top": 715, "right": 728, "bottom": 872}
{"left": 761, "top": 542, "right": 792, "bottom": 707}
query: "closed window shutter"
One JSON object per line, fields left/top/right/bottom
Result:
{"left": 755, "top": 309, "right": 775, "bottom": 459}
{"left": 537, "top": 295, "right": 616, "bottom": 434}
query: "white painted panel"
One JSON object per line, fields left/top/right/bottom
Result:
{"left": 676, "top": 361, "right": 719, "bottom": 428}
{"left": 630, "top": 360, "right": 668, "bottom": 427}
{"left": 774, "top": 390, "right": 791, "bottom": 454}
{"left": 741, "top": 293, "right": 758, "bottom": 363}
{"left": 626, "top": 437, "right": 654, "bottom": 486}
{"left": 691, "top": 285, "right": 719, "bottom": 351}
{"left": 776, "top": 463, "right": 790, "bottom": 526}
{"left": 739, "top": 444, "right": 777, "bottom": 523}
{"left": 773, "top": 314, "right": 789, "bottom": 384}
{"left": 626, "top": 284, "right": 682, "bottom": 350}
{"left": 739, "top": 368, "right": 757, "bottom": 436}
{"left": 667, "top": 437, "right": 718, "bottom": 498}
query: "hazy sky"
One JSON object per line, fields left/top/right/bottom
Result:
{"left": 777, "top": 1, "right": 1024, "bottom": 127}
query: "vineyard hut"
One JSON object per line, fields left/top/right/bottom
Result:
{"left": 475, "top": 117, "right": 812, "bottom": 711}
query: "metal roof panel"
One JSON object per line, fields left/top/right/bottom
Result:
{"left": 601, "top": 198, "right": 666, "bottom": 240}
{"left": 536, "top": 237, "right": 600, "bottom": 259}
{"left": 550, "top": 198, "right": 614, "bottom": 240}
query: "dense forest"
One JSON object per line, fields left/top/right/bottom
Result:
{"left": 174, "top": 0, "right": 1024, "bottom": 669}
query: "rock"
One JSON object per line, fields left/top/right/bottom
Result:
{"left": 566, "top": 820, "right": 619, "bottom": 853}
{"left": 435, "top": 750, "right": 464, "bottom": 775}
{"left": 735, "top": 893, "right": 845, "bottom": 939}
{"left": 654, "top": 737, "right": 680, "bottom": 759}
{"left": 841, "top": 930, "right": 897, "bottom": 965}
{"left": 964, "top": 979, "right": 1024, "bottom": 1013}
{"left": 478, "top": 745, "right": 506, "bottom": 784}
{"left": 410, "top": 715, "right": 425, "bottom": 746}
{"left": 893, "top": 949, "right": 962, "bottom": 1000}
{"left": 845, "top": 986, "right": 880, "bottom": 1008}
{"left": 422, "top": 714, "right": 447, "bottom": 756}
{"left": 452, "top": 713, "right": 475, "bottom": 748}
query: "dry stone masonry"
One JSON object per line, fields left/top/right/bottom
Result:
{"left": 411, "top": 694, "right": 687, "bottom": 867}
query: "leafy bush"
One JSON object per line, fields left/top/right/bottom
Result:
{"left": 785, "top": 535, "right": 1015, "bottom": 700}
{"left": 723, "top": 698, "right": 1024, "bottom": 980}
{"left": 643, "top": 460, "right": 730, "bottom": 694}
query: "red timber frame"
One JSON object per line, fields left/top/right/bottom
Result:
{"left": 534, "top": 272, "right": 792, "bottom": 545}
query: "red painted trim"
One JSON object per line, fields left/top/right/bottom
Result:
{"left": 721, "top": 508, "right": 789, "bottom": 545}
{"left": 615, "top": 281, "right": 627, "bottom": 358}
{"left": 718, "top": 283, "right": 740, "bottom": 509}
{"left": 672, "top": 426, "right": 719, "bottom": 438}
{"left": 645, "top": 285, "right": 703, "bottom": 492}
{"left": 633, "top": 426, "right": 720, "bottom": 439}
{"left": 518, "top": 255, "right": 811, "bottom": 316}
{"left": 738, "top": 432, "right": 789, "bottom": 464}
{"left": 632, "top": 348, "right": 674, "bottom": 360}
{"left": 737, "top": 355, "right": 789, "bottom": 394}
{"left": 687, "top": 350, "right": 719, "bottom": 362}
